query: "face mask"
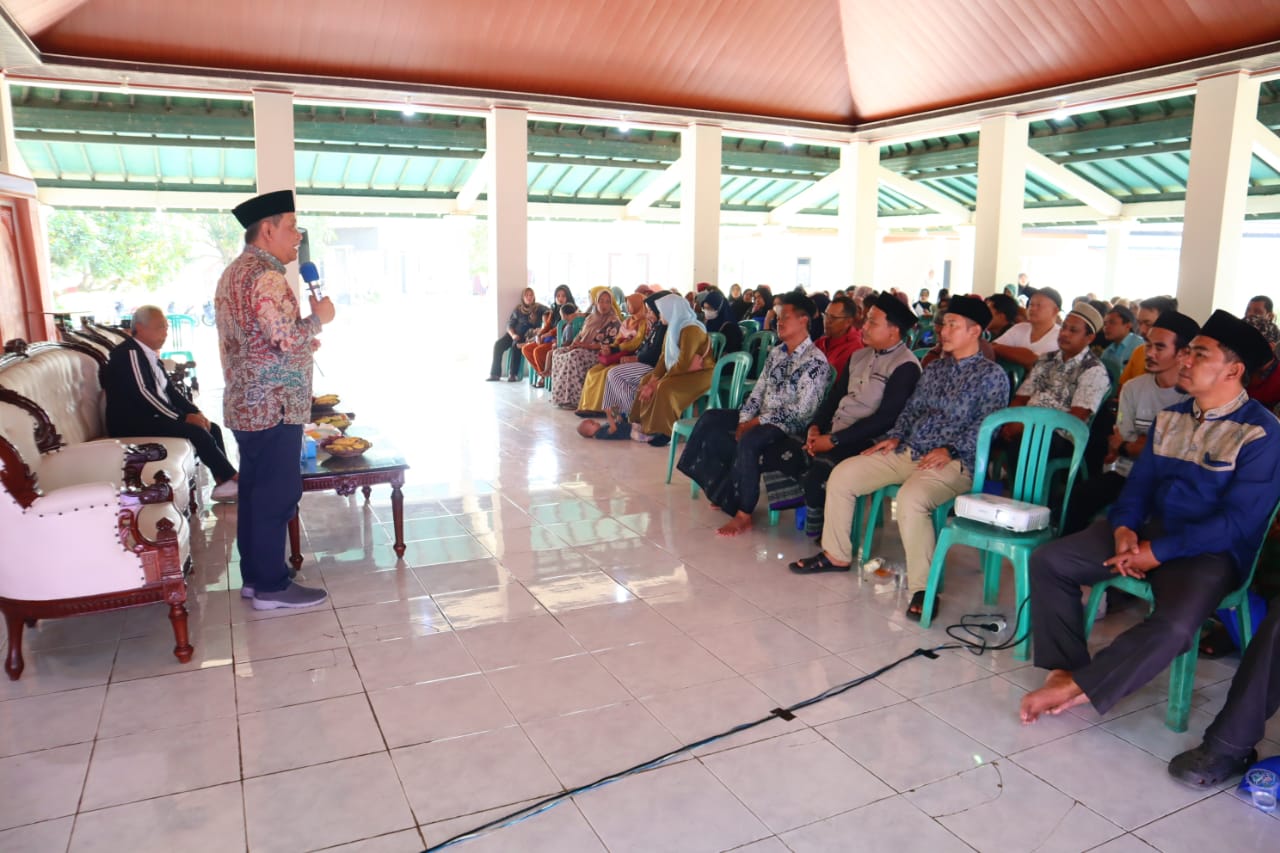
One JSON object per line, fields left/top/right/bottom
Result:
{"left": 772, "top": 305, "right": 782, "bottom": 315}
{"left": 704, "top": 307, "right": 719, "bottom": 320}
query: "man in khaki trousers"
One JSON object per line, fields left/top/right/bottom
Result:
{"left": 789, "top": 296, "right": 1010, "bottom": 621}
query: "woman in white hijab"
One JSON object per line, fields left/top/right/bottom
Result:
{"left": 629, "top": 292, "right": 714, "bottom": 446}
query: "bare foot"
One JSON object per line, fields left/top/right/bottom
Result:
{"left": 1020, "top": 670, "right": 1085, "bottom": 724}
{"left": 715, "top": 514, "right": 753, "bottom": 537}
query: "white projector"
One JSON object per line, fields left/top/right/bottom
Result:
{"left": 955, "top": 493, "right": 1051, "bottom": 533}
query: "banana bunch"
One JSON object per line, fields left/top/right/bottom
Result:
{"left": 323, "top": 436, "right": 371, "bottom": 456}
{"left": 313, "top": 394, "right": 340, "bottom": 407}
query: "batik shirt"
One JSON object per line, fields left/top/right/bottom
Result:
{"left": 215, "top": 245, "right": 321, "bottom": 431}
{"left": 887, "top": 352, "right": 1009, "bottom": 474}
{"left": 1016, "top": 349, "right": 1111, "bottom": 416}
{"left": 739, "top": 338, "right": 833, "bottom": 437}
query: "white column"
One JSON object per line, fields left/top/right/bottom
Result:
{"left": 839, "top": 140, "right": 880, "bottom": 287}
{"left": 1101, "top": 220, "right": 1131, "bottom": 299}
{"left": 487, "top": 107, "right": 529, "bottom": 335}
{"left": 0, "top": 74, "right": 30, "bottom": 178}
{"left": 1176, "top": 71, "right": 1260, "bottom": 319}
{"left": 251, "top": 89, "right": 298, "bottom": 293}
{"left": 972, "top": 114, "right": 1028, "bottom": 294}
{"left": 680, "top": 124, "right": 721, "bottom": 292}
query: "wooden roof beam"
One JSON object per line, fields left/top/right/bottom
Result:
{"left": 768, "top": 169, "right": 842, "bottom": 223}
{"left": 624, "top": 159, "right": 682, "bottom": 218}
{"left": 1024, "top": 149, "right": 1122, "bottom": 217}
{"left": 875, "top": 165, "right": 972, "bottom": 224}
{"left": 453, "top": 151, "right": 489, "bottom": 212}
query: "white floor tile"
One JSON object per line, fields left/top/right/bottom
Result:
{"left": 0, "top": 816, "right": 74, "bottom": 853}
{"left": 231, "top": 608, "right": 346, "bottom": 663}
{"left": 780, "top": 795, "right": 973, "bottom": 852}
{"left": 818, "top": 701, "right": 996, "bottom": 792}
{"left": 703, "top": 729, "right": 895, "bottom": 833}
{"left": 692, "top": 617, "right": 828, "bottom": 675}
{"left": 907, "top": 759, "right": 1122, "bottom": 852}
{"left": 573, "top": 760, "right": 770, "bottom": 853}
{"left": 553, "top": 600, "right": 685, "bottom": 652}
{"left": 349, "top": 631, "right": 479, "bottom": 691}
{"left": 487, "top": 654, "right": 631, "bottom": 722}
{"left": 593, "top": 636, "right": 736, "bottom": 697}
{"left": 745, "top": 654, "right": 906, "bottom": 726}
{"left": 233, "top": 648, "right": 364, "bottom": 714}
{"left": 368, "top": 674, "right": 515, "bottom": 748}
{"left": 915, "top": 673, "right": 1092, "bottom": 756}
{"left": 1135, "top": 791, "right": 1280, "bottom": 852}
{"left": 1012, "top": 727, "right": 1216, "bottom": 830}
{"left": 454, "top": 616, "right": 585, "bottom": 671}
{"left": 68, "top": 782, "right": 245, "bottom": 853}
{"left": 522, "top": 699, "right": 683, "bottom": 788}
{"left": 432, "top": 584, "right": 548, "bottom": 629}
{"left": 81, "top": 716, "right": 240, "bottom": 810}
{"left": 98, "top": 666, "right": 236, "bottom": 738}
{"left": 0, "top": 685, "right": 105, "bottom": 758}
{"left": 243, "top": 753, "right": 415, "bottom": 853}
{"left": 422, "top": 800, "right": 606, "bottom": 853}
{"left": 392, "top": 726, "right": 562, "bottom": 825}
{"left": 0, "top": 742, "right": 92, "bottom": 830}
{"left": 239, "top": 693, "right": 386, "bottom": 777}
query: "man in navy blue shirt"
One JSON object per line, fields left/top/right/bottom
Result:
{"left": 1021, "top": 310, "right": 1280, "bottom": 724}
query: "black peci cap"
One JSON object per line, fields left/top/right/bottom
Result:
{"left": 946, "top": 295, "right": 993, "bottom": 329}
{"left": 1199, "top": 309, "right": 1274, "bottom": 374}
{"left": 1150, "top": 311, "right": 1200, "bottom": 347}
{"left": 872, "top": 292, "right": 918, "bottom": 330}
{"left": 232, "top": 189, "right": 296, "bottom": 228}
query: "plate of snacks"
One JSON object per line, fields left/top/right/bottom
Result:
{"left": 312, "top": 393, "right": 340, "bottom": 410}
{"left": 320, "top": 435, "right": 372, "bottom": 458}
{"left": 314, "top": 413, "right": 351, "bottom": 431}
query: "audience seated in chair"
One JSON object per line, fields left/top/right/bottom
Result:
{"left": 700, "top": 288, "right": 743, "bottom": 356}
{"left": 997, "top": 303, "right": 1111, "bottom": 457}
{"left": 796, "top": 293, "right": 922, "bottom": 539}
{"left": 1244, "top": 313, "right": 1280, "bottom": 409}
{"left": 812, "top": 295, "right": 864, "bottom": 386}
{"left": 788, "top": 296, "right": 1009, "bottom": 621}
{"left": 103, "top": 306, "right": 239, "bottom": 502}
{"left": 1062, "top": 311, "right": 1198, "bottom": 535}
{"left": 1019, "top": 310, "right": 1280, "bottom": 724}
{"left": 1115, "top": 295, "right": 1179, "bottom": 389}
{"left": 629, "top": 293, "right": 714, "bottom": 448}
{"left": 487, "top": 287, "right": 547, "bottom": 381}
{"left": 577, "top": 292, "right": 649, "bottom": 416}
{"left": 521, "top": 284, "right": 572, "bottom": 383}
{"left": 1099, "top": 304, "right": 1143, "bottom": 383}
{"left": 676, "top": 292, "right": 832, "bottom": 537}
{"left": 991, "top": 287, "right": 1062, "bottom": 370}
{"left": 596, "top": 291, "right": 668, "bottom": 421}
{"left": 550, "top": 287, "right": 622, "bottom": 408}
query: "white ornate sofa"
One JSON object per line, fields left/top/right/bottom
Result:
{"left": 0, "top": 399, "right": 192, "bottom": 679}
{"left": 0, "top": 341, "right": 196, "bottom": 514}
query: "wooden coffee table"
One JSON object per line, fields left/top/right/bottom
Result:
{"left": 289, "top": 430, "right": 409, "bottom": 570}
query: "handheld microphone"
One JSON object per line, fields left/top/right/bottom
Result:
{"left": 300, "top": 262, "right": 322, "bottom": 299}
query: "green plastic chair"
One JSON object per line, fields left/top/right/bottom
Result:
{"left": 739, "top": 320, "right": 759, "bottom": 336}
{"left": 740, "top": 330, "right": 778, "bottom": 396}
{"left": 166, "top": 313, "right": 196, "bottom": 349}
{"left": 917, "top": 407, "right": 1090, "bottom": 661}
{"left": 543, "top": 316, "right": 585, "bottom": 394}
{"left": 912, "top": 346, "right": 933, "bottom": 361}
{"left": 708, "top": 331, "right": 726, "bottom": 362}
{"left": 997, "top": 359, "right": 1026, "bottom": 401}
{"left": 667, "top": 352, "right": 752, "bottom": 489}
{"left": 1081, "top": 499, "right": 1280, "bottom": 732}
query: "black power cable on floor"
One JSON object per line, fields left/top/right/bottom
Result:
{"left": 421, "top": 610, "right": 1031, "bottom": 853}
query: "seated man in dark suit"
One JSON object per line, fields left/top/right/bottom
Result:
{"left": 103, "top": 305, "right": 239, "bottom": 502}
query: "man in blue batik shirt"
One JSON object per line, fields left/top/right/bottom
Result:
{"left": 1021, "top": 310, "right": 1280, "bottom": 724}
{"left": 677, "top": 292, "right": 832, "bottom": 538}
{"left": 790, "top": 296, "right": 1009, "bottom": 621}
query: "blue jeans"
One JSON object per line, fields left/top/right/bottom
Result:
{"left": 232, "top": 423, "right": 303, "bottom": 594}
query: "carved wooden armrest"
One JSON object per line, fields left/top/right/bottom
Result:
{"left": 120, "top": 442, "right": 170, "bottom": 494}
{"left": 117, "top": 498, "right": 185, "bottom": 590}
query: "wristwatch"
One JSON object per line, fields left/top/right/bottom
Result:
{"left": 830, "top": 434, "right": 840, "bottom": 447}
{"left": 942, "top": 444, "right": 957, "bottom": 458}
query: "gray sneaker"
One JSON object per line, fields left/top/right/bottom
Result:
{"left": 251, "top": 582, "right": 328, "bottom": 611}
{"left": 240, "top": 585, "right": 255, "bottom": 599}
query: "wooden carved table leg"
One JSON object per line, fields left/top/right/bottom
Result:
{"left": 362, "top": 485, "right": 372, "bottom": 501}
{"left": 288, "top": 509, "right": 304, "bottom": 570}
{"left": 391, "top": 475, "right": 406, "bottom": 557}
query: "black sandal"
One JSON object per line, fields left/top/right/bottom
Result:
{"left": 906, "top": 590, "right": 938, "bottom": 622}
{"left": 788, "top": 552, "right": 851, "bottom": 574}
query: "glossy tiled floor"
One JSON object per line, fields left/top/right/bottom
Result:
{"left": 3, "top": 373, "right": 1280, "bottom": 852}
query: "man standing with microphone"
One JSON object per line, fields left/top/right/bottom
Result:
{"left": 216, "top": 190, "right": 335, "bottom": 610}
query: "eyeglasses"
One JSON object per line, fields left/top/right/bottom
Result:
{"left": 824, "top": 312, "right": 849, "bottom": 321}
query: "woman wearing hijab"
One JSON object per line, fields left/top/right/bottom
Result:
{"left": 576, "top": 292, "right": 650, "bottom": 415}
{"left": 1245, "top": 313, "right": 1280, "bottom": 408}
{"left": 550, "top": 287, "right": 623, "bottom": 407}
{"left": 629, "top": 292, "right": 713, "bottom": 446}
{"left": 749, "top": 286, "right": 773, "bottom": 326}
{"left": 701, "top": 288, "right": 743, "bottom": 354}
{"left": 488, "top": 287, "right": 547, "bottom": 381}
{"left": 521, "top": 285, "right": 572, "bottom": 383}
{"left": 600, "top": 290, "right": 669, "bottom": 417}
